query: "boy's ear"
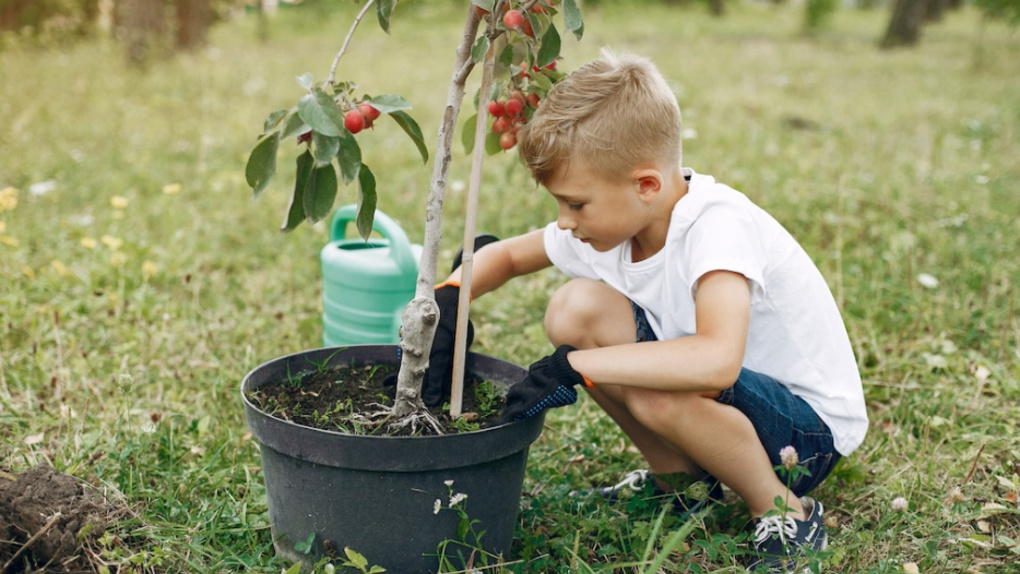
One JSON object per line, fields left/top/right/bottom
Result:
{"left": 632, "top": 167, "right": 662, "bottom": 202}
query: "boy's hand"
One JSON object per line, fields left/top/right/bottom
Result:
{"left": 497, "top": 345, "right": 586, "bottom": 424}
{"left": 421, "top": 283, "right": 474, "bottom": 406}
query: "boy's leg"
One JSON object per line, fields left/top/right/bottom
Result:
{"left": 544, "top": 278, "right": 823, "bottom": 519}
{"left": 544, "top": 279, "right": 708, "bottom": 485}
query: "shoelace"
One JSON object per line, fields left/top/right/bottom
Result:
{"left": 753, "top": 514, "right": 799, "bottom": 546}
{"left": 611, "top": 469, "right": 650, "bottom": 492}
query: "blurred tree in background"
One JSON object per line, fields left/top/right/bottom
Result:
{"left": 3, "top": 0, "right": 1020, "bottom": 59}
{"left": 0, "top": 0, "right": 232, "bottom": 62}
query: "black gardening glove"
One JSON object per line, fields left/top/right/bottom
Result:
{"left": 382, "top": 284, "right": 472, "bottom": 406}
{"left": 497, "top": 345, "right": 587, "bottom": 425}
{"left": 420, "top": 283, "right": 474, "bottom": 406}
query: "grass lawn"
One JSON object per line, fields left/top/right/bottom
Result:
{"left": 1, "top": 1, "right": 1019, "bottom": 572}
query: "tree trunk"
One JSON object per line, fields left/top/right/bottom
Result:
{"left": 392, "top": 6, "right": 483, "bottom": 418}
{"left": 925, "top": 0, "right": 948, "bottom": 22}
{"left": 119, "top": 0, "right": 168, "bottom": 66}
{"left": 175, "top": 0, "right": 210, "bottom": 51}
{"left": 881, "top": 0, "right": 928, "bottom": 48}
{"left": 709, "top": 0, "right": 725, "bottom": 17}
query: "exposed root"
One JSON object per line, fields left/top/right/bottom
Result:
{"left": 361, "top": 404, "right": 445, "bottom": 436}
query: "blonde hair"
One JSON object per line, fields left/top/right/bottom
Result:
{"left": 517, "top": 49, "right": 683, "bottom": 185}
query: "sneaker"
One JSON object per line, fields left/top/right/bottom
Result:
{"left": 571, "top": 469, "right": 723, "bottom": 515}
{"left": 747, "top": 496, "right": 828, "bottom": 573}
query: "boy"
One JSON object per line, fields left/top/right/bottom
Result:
{"left": 426, "top": 50, "right": 867, "bottom": 572}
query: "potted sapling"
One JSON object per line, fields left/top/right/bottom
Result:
{"left": 241, "top": 0, "right": 585, "bottom": 571}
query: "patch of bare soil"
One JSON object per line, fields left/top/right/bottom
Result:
{"left": 0, "top": 465, "right": 128, "bottom": 574}
{"left": 246, "top": 362, "right": 504, "bottom": 436}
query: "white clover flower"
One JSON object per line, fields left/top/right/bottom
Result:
{"left": 902, "top": 562, "right": 919, "bottom": 574}
{"left": 433, "top": 499, "right": 442, "bottom": 515}
{"left": 892, "top": 496, "right": 908, "bottom": 512}
{"left": 779, "top": 445, "right": 799, "bottom": 471}
{"left": 917, "top": 273, "right": 939, "bottom": 289}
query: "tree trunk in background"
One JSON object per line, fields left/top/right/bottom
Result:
{"left": 925, "top": 0, "right": 948, "bottom": 22}
{"left": 119, "top": 0, "right": 167, "bottom": 66}
{"left": 710, "top": 0, "right": 725, "bottom": 17}
{"left": 175, "top": 0, "right": 210, "bottom": 50}
{"left": 881, "top": 0, "right": 928, "bottom": 48}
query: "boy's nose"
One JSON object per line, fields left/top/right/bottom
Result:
{"left": 557, "top": 211, "right": 577, "bottom": 231}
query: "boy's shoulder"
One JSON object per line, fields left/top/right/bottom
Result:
{"left": 672, "top": 169, "right": 760, "bottom": 225}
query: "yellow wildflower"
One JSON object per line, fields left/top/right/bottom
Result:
{"left": 21, "top": 266, "right": 36, "bottom": 280}
{"left": 0, "top": 236, "right": 18, "bottom": 247}
{"left": 142, "top": 260, "right": 158, "bottom": 280}
{"left": 111, "top": 196, "right": 129, "bottom": 209}
{"left": 162, "top": 183, "right": 182, "bottom": 195}
{"left": 50, "top": 260, "right": 70, "bottom": 277}
{"left": 101, "top": 235, "right": 123, "bottom": 250}
{"left": 0, "top": 187, "right": 17, "bottom": 212}
{"left": 81, "top": 237, "right": 97, "bottom": 249}
{"left": 0, "top": 221, "right": 5, "bottom": 233}
{"left": 110, "top": 252, "right": 128, "bottom": 267}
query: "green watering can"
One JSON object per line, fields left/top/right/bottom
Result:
{"left": 321, "top": 205, "right": 422, "bottom": 347}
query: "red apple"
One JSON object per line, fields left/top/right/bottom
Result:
{"left": 344, "top": 110, "right": 366, "bottom": 134}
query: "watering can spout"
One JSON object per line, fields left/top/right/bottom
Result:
{"left": 321, "top": 205, "right": 422, "bottom": 347}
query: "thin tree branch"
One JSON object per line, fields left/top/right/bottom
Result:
{"left": 327, "top": 0, "right": 378, "bottom": 87}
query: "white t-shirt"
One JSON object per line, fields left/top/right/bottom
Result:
{"left": 543, "top": 168, "right": 868, "bottom": 456}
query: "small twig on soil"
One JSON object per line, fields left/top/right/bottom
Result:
{"left": 2, "top": 512, "right": 62, "bottom": 574}
{"left": 0, "top": 470, "right": 16, "bottom": 481}
{"left": 959, "top": 442, "right": 986, "bottom": 487}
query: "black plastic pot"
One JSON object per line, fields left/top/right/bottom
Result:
{"left": 241, "top": 345, "right": 545, "bottom": 573}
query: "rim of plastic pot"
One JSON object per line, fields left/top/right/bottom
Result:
{"left": 241, "top": 344, "right": 546, "bottom": 472}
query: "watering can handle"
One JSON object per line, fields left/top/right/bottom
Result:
{"left": 329, "top": 204, "right": 417, "bottom": 276}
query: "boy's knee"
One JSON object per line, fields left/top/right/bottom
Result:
{"left": 544, "top": 279, "right": 630, "bottom": 348}
{"left": 624, "top": 388, "right": 708, "bottom": 433}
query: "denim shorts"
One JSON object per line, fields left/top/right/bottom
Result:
{"left": 632, "top": 303, "right": 840, "bottom": 496}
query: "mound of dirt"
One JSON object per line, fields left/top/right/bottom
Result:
{"left": 0, "top": 464, "right": 127, "bottom": 574}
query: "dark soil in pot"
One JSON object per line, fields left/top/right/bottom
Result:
{"left": 244, "top": 361, "right": 504, "bottom": 436}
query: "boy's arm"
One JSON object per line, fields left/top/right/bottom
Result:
{"left": 566, "top": 270, "right": 751, "bottom": 393}
{"left": 445, "top": 229, "right": 551, "bottom": 297}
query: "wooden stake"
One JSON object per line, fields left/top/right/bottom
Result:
{"left": 450, "top": 36, "right": 496, "bottom": 419}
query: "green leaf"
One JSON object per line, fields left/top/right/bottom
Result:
{"left": 471, "top": 0, "right": 494, "bottom": 13}
{"left": 356, "top": 165, "right": 377, "bottom": 241}
{"left": 336, "top": 132, "right": 362, "bottom": 185}
{"left": 471, "top": 35, "right": 490, "bottom": 64}
{"left": 498, "top": 43, "right": 514, "bottom": 69}
{"left": 562, "top": 0, "right": 584, "bottom": 40}
{"left": 303, "top": 163, "right": 338, "bottom": 224}
{"left": 461, "top": 113, "right": 478, "bottom": 155}
{"left": 312, "top": 132, "right": 340, "bottom": 168}
{"left": 344, "top": 546, "right": 369, "bottom": 569}
{"left": 389, "top": 110, "right": 429, "bottom": 164}
{"left": 536, "top": 23, "right": 561, "bottom": 69}
{"left": 457, "top": 516, "right": 470, "bottom": 541}
{"left": 296, "top": 72, "right": 314, "bottom": 90}
{"left": 484, "top": 130, "right": 502, "bottom": 155}
{"left": 282, "top": 562, "right": 303, "bottom": 574}
{"left": 298, "top": 88, "right": 345, "bottom": 137}
{"left": 530, "top": 68, "right": 554, "bottom": 91}
{"left": 376, "top": 0, "right": 396, "bottom": 34}
{"left": 367, "top": 94, "right": 413, "bottom": 114}
{"left": 280, "top": 111, "right": 308, "bottom": 141}
{"left": 281, "top": 151, "right": 312, "bottom": 232}
{"left": 245, "top": 132, "right": 279, "bottom": 199}
{"left": 263, "top": 109, "right": 288, "bottom": 133}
